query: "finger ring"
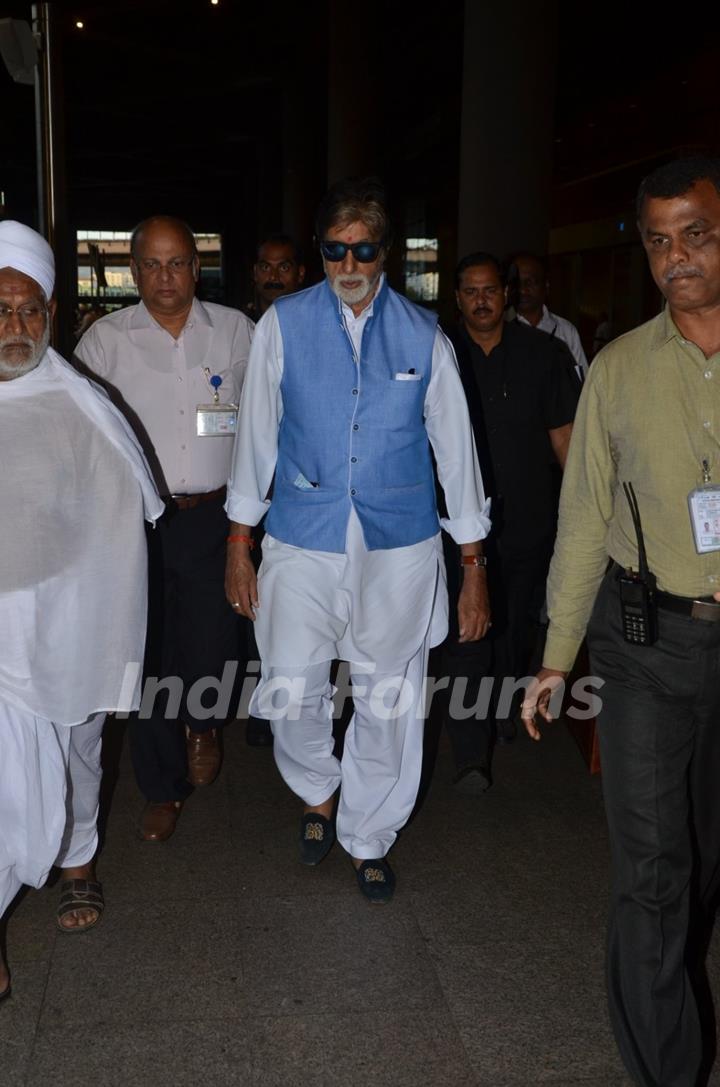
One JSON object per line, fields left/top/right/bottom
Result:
{"left": 232, "top": 602, "right": 240, "bottom": 608}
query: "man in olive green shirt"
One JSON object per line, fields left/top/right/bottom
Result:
{"left": 522, "top": 157, "right": 720, "bottom": 1087}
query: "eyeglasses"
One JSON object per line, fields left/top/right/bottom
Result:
{"left": 136, "top": 258, "right": 196, "bottom": 275}
{"left": 0, "top": 302, "right": 48, "bottom": 324}
{"left": 319, "top": 240, "right": 384, "bottom": 263}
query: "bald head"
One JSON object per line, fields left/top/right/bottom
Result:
{"left": 130, "top": 216, "right": 199, "bottom": 328}
{"left": 130, "top": 216, "right": 197, "bottom": 262}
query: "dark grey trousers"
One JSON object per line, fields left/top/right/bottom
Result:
{"left": 588, "top": 570, "right": 720, "bottom": 1087}
{"left": 129, "top": 495, "right": 244, "bottom": 802}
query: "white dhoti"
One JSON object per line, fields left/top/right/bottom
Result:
{"left": 0, "top": 700, "right": 105, "bottom": 919}
{"left": 251, "top": 509, "right": 445, "bottom": 858}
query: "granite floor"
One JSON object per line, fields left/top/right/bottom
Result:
{"left": 1, "top": 707, "right": 718, "bottom": 1087}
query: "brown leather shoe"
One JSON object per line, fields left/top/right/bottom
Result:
{"left": 186, "top": 727, "right": 221, "bottom": 786}
{"left": 138, "top": 801, "right": 183, "bottom": 842}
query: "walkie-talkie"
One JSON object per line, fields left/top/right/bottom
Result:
{"left": 617, "top": 482, "right": 658, "bottom": 646}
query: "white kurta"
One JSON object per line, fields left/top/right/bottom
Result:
{"left": 1, "top": 348, "right": 163, "bottom": 920}
{"left": 226, "top": 279, "right": 491, "bottom": 667}
{"left": 0, "top": 350, "right": 164, "bottom": 725}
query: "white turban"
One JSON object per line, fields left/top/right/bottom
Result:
{"left": 0, "top": 220, "right": 55, "bottom": 300}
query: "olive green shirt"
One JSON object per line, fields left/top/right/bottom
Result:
{"left": 544, "top": 308, "right": 720, "bottom": 672}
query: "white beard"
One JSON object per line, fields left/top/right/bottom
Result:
{"left": 327, "top": 266, "right": 383, "bottom": 308}
{"left": 0, "top": 324, "right": 49, "bottom": 380}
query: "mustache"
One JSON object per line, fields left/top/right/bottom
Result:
{"left": 0, "top": 334, "right": 34, "bottom": 351}
{"left": 665, "top": 267, "right": 702, "bottom": 281}
{"left": 472, "top": 307, "right": 492, "bottom": 316}
{"left": 262, "top": 281, "right": 285, "bottom": 291}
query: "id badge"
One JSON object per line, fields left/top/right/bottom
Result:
{"left": 688, "top": 484, "right": 720, "bottom": 553}
{"left": 196, "top": 403, "right": 238, "bottom": 437}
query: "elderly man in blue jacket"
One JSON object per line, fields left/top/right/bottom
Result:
{"left": 225, "top": 178, "right": 491, "bottom": 902}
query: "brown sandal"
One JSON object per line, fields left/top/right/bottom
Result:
{"left": 56, "top": 878, "right": 104, "bottom": 934}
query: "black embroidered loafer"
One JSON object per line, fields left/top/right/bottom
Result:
{"left": 300, "top": 811, "right": 336, "bottom": 866}
{"left": 354, "top": 858, "right": 396, "bottom": 904}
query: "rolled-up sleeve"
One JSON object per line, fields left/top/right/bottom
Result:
{"left": 424, "top": 328, "right": 492, "bottom": 544}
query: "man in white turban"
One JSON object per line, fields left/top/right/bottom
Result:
{"left": 0, "top": 221, "right": 163, "bottom": 1001}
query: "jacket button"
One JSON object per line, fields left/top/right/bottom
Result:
{"left": 352, "top": 388, "right": 358, "bottom": 395}
{"left": 350, "top": 488, "right": 357, "bottom": 495}
{"left": 353, "top": 424, "right": 359, "bottom": 431}
{"left": 351, "top": 456, "right": 357, "bottom": 463}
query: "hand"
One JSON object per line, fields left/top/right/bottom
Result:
{"left": 520, "top": 668, "right": 568, "bottom": 741}
{"left": 457, "top": 571, "right": 491, "bottom": 642}
{"left": 224, "top": 550, "right": 258, "bottom": 620}
{"left": 715, "top": 592, "right": 720, "bottom": 603}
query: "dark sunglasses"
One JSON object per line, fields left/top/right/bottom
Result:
{"left": 319, "top": 240, "right": 384, "bottom": 263}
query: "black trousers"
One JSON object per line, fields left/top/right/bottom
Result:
{"left": 588, "top": 570, "right": 720, "bottom": 1087}
{"left": 129, "top": 495, "right": 243, "bottom": 802}
{"left": 441, "top": 541, "right": 552, "bottom": 769}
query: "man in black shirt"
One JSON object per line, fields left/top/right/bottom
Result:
{"left": 245, "top": 234, "right": 306, "bottom": 321}
{"left": 440, "top": 251, "right": 579, "bottom": 789}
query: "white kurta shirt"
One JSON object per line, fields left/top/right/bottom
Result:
{"left": 75, "top": 297, "right": 253, "bottom": 494}
{"left": 226, "top": 279, "right": 491, "bottom": 667}
{"left": 517, "top": 304, "right": 588, "bottom": 379}
{"left": 0, "top": 351, "right": 163, "bottom": 725}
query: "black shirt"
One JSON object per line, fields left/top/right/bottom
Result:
{"left": 446, "top": 319, "right": 579, "bottom": 554}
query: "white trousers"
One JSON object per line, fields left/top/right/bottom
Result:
{"left": 257, "top": 636, "right": 430, "bottom": 859}
{"left": 0, "top": 701, "right": 105, "bottom": 920}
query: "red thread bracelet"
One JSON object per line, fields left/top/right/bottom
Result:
{"left": 227, "top": 534, "right": 254, "bottom": 549}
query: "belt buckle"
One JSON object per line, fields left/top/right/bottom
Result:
{"left": 690, "top": 599, "right": 720, "bottom": 622}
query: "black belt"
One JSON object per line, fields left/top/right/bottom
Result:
{"left": 162, "top": 486, "right": 226, "bottom": 511}
{"left": 655, "top": 589, "right": 720, "bottom": 623}
{"left": 611, "top": 562, "right": 720, "bottom": 622}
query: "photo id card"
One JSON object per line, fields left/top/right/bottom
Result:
{"left": 688, "top": 485, "right": 720, "bottom": 553}
{"left": 196, "top": 403, "right": 238, "bottom": 437}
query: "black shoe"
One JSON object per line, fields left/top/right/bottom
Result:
{"left": 355, "top": 858, "right": 396, "bottom": 904}
{"left": 300, "top": 811, "right": 336, "bottom": 866}
{"left": 246, "top": 717, "right": 273, "bottom": 747}
{"left": 452, "top": 763, "right": 491, "bottom": 793}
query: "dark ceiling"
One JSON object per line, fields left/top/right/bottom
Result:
{"left": 3, "top": 2, "right": 720, "bottom": 239}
